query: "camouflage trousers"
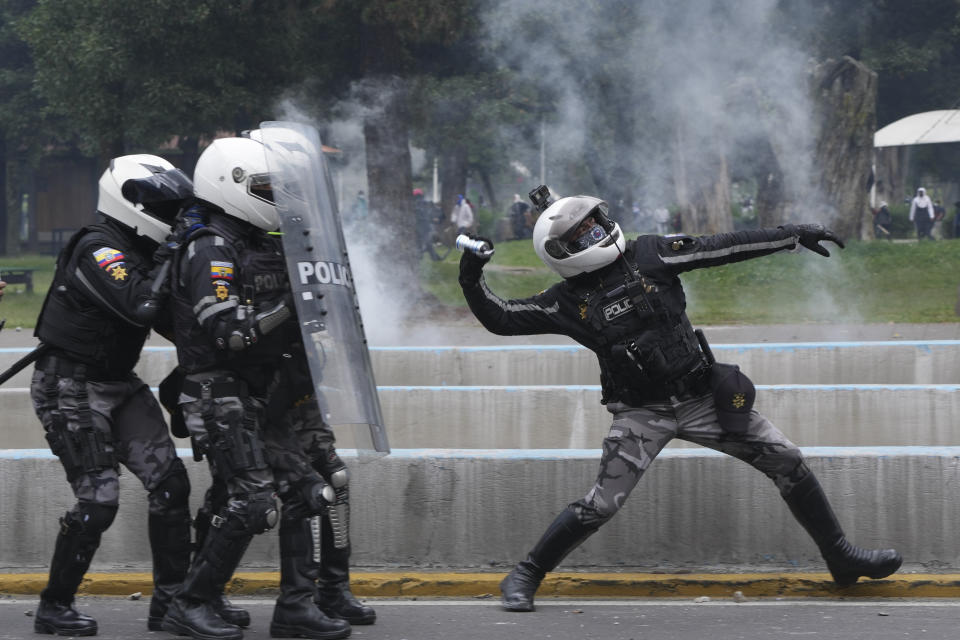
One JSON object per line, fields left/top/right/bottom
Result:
{"left": 30, "top": 366, "right": 184, "bottom": 512}
{"left": 180, "top": 371, "right": 327, "bottom": 527}
{"left": 572, "top": 393, "right": 808, "bottom": 528}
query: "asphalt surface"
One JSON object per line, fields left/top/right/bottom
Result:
{"left": 2, "top": 596, "right": 960, "bottom": 640}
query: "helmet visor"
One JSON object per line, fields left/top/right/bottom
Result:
{"left": 561, "top": 204, "right": 616, "bottom": 254}
{"left": 121, "top": 168, "right": 193, "bottom": 222}
{"left": 248, "top": 173, "right": 275, "bottom": 204}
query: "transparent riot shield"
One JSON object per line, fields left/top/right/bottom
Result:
{"left": 259, "top": 121, "right": 388, "bottom": 456}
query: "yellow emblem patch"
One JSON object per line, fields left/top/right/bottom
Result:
{"left": 732, "top": 392, "right": 746, "bottom": 409}
{"left": 110, "top": 265, "right": 127, "bottom": 281}
{"left": 579, "top": 302, "right": 588, "bottom": 320}
{"left": 215, "top": 284, "right": 229, "bottom": 301}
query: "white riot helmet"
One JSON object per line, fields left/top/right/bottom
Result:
{"left": 97, "top": 154, "right": 193, "bottom": 244}
{"left": 532, "top": 195, "right": 625, "bottom": 278}
{"left": 193, "top": 136, "right": 279, "bottom": 231}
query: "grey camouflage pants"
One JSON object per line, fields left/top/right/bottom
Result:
{"left": 572, "top": 393, "right": 808, "bottom": 528}
{"left": 180, "top": 371, "right": 327, "bottom": 524}
{"left": 30, "top": 368, "right": 183, "bottom": 511}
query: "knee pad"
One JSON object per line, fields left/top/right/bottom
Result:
{"left": 69, "top": 502, "right": 119, "bottom": 536}
{"left": 312, "top": 449, "right": 347, "bottom": 483}
{"left": 150, "top": 465, "right": 191, "bottom": 511}
{"left": 242, "top": 490, "right": 279, "bottom": 534}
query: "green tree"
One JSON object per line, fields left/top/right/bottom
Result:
{"left": 18, "top": 0, "right": 295, "bottom": 169}
{"left": 0, "top": 0, "right": 53, "bottom": 255}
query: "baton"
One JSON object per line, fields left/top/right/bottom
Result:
{"left": 0, "top": 343, "right": 48, "bottom": 386}
{"left": 695, "top": 329, "right": 715, "bottom": 366}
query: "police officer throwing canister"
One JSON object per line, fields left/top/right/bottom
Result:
{"left": 458, "top": 187, "right": 902, "bottom": 612}
{"left": 160, "top": 136, "right": 350, "bottom": 640}
{"left": 31, "top": 155, "right": 194, "bottom": 635}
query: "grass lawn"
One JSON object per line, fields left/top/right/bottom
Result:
{"left": 1, "top": 237, "right": 957, "bottom": 329}
{"left": 421, "top": 236, "right": 960, "bottom": 324}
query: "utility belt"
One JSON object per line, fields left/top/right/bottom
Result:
{"left": 618, "top": 362, "right": 712, "bottom": 405}
{"left": 37, "top": 354, "right": 119, "bottom": 382}
{"left": 181, "top": 377, "right": 246, "bottom": 400}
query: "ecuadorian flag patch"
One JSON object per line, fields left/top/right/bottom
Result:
{"left": 93, "top": 247, "right": 125, "bottom": 269}
{"left": 210, "top": 261, "right": 234, "bottom": 281}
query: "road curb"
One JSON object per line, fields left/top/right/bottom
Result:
{"left": 3, "top": 572, "right": 960, "bottom": 599}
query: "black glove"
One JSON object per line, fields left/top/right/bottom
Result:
{"left": 152, "top": 240, "right": 176, "bottom": 267}
{"left": 458, "top": 234, "right": 494, "bottom": 286}
{"left": 154, "top": 210, "right": 204, "bottom": 266}
{"left": 780, "top": 223, "right": 845, "bottom": 257}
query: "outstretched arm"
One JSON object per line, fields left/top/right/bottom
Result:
{"left": 655, "top": 224, "right": 844, "bottom": 273}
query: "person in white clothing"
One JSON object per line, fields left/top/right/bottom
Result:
{"left": 909, "top": 187, "right": 935, "bottom": 240}
{"left": 450, "top": 194, "right": 475, "bottom": 235}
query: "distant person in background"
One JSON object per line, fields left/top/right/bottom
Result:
{"left": 352, "top": 190, "right": 368, "bottom": 223}
{"left": 450, "top": 194, "right": 475, "bottom": 235}
{"left": 909, "top": 187, "right": 935, "bottom": 240}
{"left": 954, "top": 201, "right": 960, "bottom": 240}
{"left": 0, "top": 280, "right": 6, "bottom": 299}
{"left": 872, "top": 201, "right": 892, "bottom": 239}
{"left": 933, "top": 199, "right": 946, "bottom": 239}
{"left": 509, "top": 194, "right": 533, "bottom": 239}
{"left": 653, "top": 207, "right": 671, "bottom": 235}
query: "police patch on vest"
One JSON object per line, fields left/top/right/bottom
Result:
{"left": 296, "top": 261, "right": 352, "bottom": 288}
{"left": 215, "top": 283, "right": 229, "bottom": 300}
{"left": 254, "top": 272, "right": 288, "bottom": 293}
{"left": 602, "top": 297, "right": 634, "bottom": 321}
{"left": 108, "top": 264, "right": 127, "bottom": 281}
{"left": 93, "top": 247, "right": 125, "bottom": 269}
{"left": 210, "top": 261, "right": 234, "bottom": 281}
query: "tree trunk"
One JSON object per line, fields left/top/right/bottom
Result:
{"left": 672, "top": 122, "right": 733, "bottom": 235}
{"left": 439, "top": 147, "right": 467, "bottom": 226}
{"left": 362, "top": 80, "right": 417, "bottom": 279}
{"left": 754, "top": 139, "right": 788, "bottom": 228}
{"left": 809, "top": 56, "right": 878, "bottom": 241}
{"left": 0, "top": 137, "right": 6, "bottom": 256}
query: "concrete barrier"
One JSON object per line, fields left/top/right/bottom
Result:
{"left": 1, "top": 384, "right": 957, "bottom": 449}
{"left": 1, "top": 341, "right": 958, "bottom": 388}
{"left": 371, "top": 341, "right": 960, "bottom": 386}
{"left": 1, "top": 447, "right": 955, "bottom": 572}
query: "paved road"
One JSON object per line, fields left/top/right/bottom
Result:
{"left": 2, "top": 596, "right": 960, "bottom": 640}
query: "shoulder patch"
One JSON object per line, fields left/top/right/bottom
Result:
{"left": 93, "top": 247, "right": 125, "bottom": 269}
{"left": 210, "top": 261, "right": 234, "bottom": 281}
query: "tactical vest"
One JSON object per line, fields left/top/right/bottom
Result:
{"left": 35, "top": 223, "right": 151, "bottom": 374}
{"left": 574, "top": 256, "right": 704, "bottom": 403}
{"left": 171, "top": 212, "right": 293, "bottom": 385}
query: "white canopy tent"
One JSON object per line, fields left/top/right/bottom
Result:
{"left": 874, "top": 109, "right": 960, "bottom": 148}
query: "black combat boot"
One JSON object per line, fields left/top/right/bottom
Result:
{"left": 194, "top": 504, "right": 251, "bottom": 628}
{"left": 501, "top": 508, "right": 597, "bottom": 612}
{"left": 162, "top": 515, "right": 251, "bottom": 640}
{"left": 271, "top": 517, "right": 351, "bottom": 639}
{"left": 147, "top": 511, "right": 193, "bottom": 631}
{"left": 317, "top": 514, "right": 375, "bottom": 625}
{"left": 34, "top": 508, "right": 114, "bottom": 637}
{"left": 784, "top": 472, "right": 902, "bottom": 587}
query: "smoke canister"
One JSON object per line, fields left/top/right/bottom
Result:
{"left": 455, "top": 234, "right": 495, "bottom": 258}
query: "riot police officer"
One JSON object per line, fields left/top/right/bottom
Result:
{"left": 458, "top": 189, "right": 903, "bottom": 613}
{"left": 271, "top": 352, "right": 377, "bottom": 627}
{"left": 160, "top": 136, "right": 350, "bottom": 640}
{"left": 30, "top": 155, "right": 194, "bottom": 635}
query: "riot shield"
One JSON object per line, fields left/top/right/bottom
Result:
{"left": 259, "top": 121, "right": 389, "bottom": 456}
